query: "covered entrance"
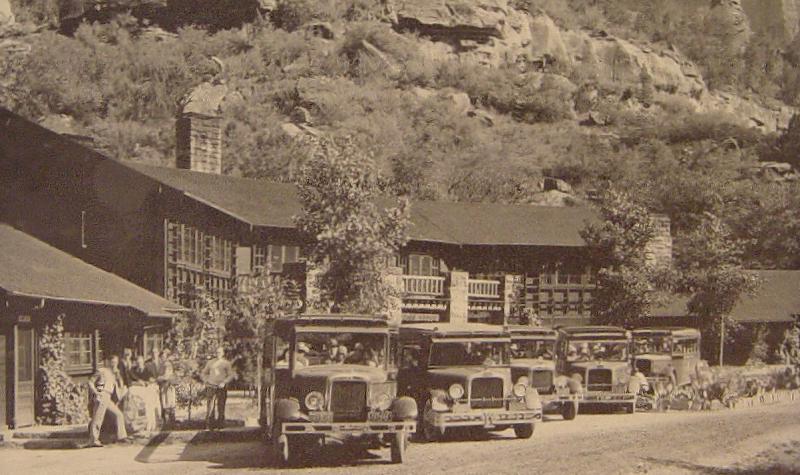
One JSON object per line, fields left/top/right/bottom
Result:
{"left": 0, "top": 224, "right": 183, "bottom": 429}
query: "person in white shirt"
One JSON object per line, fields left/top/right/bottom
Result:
{"left": 87, "top": 355, "right": 129, "bottom": 447}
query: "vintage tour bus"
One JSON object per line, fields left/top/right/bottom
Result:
{"left": 260, "top": 314, "right": 417, "bottom": 466}
{"left": 397, "top": 323, "right": 542, "bottom": 441}
{"left": 632, "top": 327, "right": 702, "bottom": 388}
{"left": 508, "top": 326, "right": 582, "bottom": 420}
{"left": 555, "top": 326, "right": 638, "bottom": 414}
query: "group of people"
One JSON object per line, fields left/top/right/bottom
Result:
{"left": 87, "top": 348, "right": 176, "bottom": 447}
{"left": 566, "top": 342, "right": 628, "bottom": 361}
{"left": 87, "top": 346, "right": 236, "bottom": 447}
{"left": 286, "top": 337, "right": 386, "bottom": 368}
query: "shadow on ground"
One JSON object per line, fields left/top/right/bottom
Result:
{"left": 134, "top": 427, "right": 406, "bottom": 470}
{"left": 641, "top": 442, "right": 800, "bottom": 475}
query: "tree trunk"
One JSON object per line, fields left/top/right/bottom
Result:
{"left": 719, "top": 316, "right": 725, "bottom": 366}
{"left": 256, "top": 352, "right": 263, "bottom": 418}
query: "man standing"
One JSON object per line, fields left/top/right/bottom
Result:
{"left": 201, "top": 346, "right": 235, "bottom": 430}
{"left": 88, "top": 355, "right": 129, "bottom": 447}
{"left": 146, "top": 348, "right": 163, "bottom": 423}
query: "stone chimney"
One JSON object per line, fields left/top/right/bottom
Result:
{"left": 176, "top": 81, "right": 228, "bottom": 174}
{"left": 645, "top": 215, "right": 673, "bottom": 268}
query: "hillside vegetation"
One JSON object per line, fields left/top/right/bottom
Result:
{"left": 1, "top": 0, "right": 799, "bottom": 270}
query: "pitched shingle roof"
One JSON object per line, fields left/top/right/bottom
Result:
{"left": 124, "top": 163, "right": 598, "bottom": 247}
{"left": 0, "top": 224, "right": 183, "bottom": 317}
{"left": 0, "top": 107, "right": 599, "bottom": 248}
{"left": 652, "top": 270, "right": 800, "bottom": 323}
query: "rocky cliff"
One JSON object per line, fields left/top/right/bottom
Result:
{"left": 391, "top": 0, "right": 794, "bottom": 132}
{"left": 741, "top": 0, "right": 800, "bottom": 42}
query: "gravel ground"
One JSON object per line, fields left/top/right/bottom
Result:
{"left": 4, "top": 401, "right": 799, "bottom": 475}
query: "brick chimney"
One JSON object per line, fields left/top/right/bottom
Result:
{"left": 645, "top": 215, "right": 673, "bottom": 268}
{"left": 176, "top": 81, "right": 227, "bottom": 174}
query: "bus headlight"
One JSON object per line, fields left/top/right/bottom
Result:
{"left": 448, "top": 383, "right": 465, "bottom": 400}
{"left": 513, "top": 383, "right": 528, "bottom": 398}
{"left": 304, "top": 391, "right": 325, "bottom": 411}
{"left": 372, "top": 392, "right": 392, "bottom": 411}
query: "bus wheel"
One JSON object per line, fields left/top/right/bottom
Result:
{"left": 514, "top": 423, "right": 535, "bottom": 439}
{"left": 562, "top": 402, "right": 578, "bottom": 420}
{"left": 390, "top": 432, "right": 408, "bottom": 463}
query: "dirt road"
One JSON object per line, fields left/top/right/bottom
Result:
{"left": 5, "top": 401, "right": 800, "bottom": 475}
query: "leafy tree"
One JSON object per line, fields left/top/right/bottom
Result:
{"left": 294, "top": 135, "right": 410, "bottom": 314}
{"left": 581, "top": 188, "right": 672, "bottom": 327}
{"left": 166, "top": 288, "right": 225, "bottom": 420}
{"left": 675, "top": 213, "right": 760, "bottom": 364}
{"left": 223, "top": 271, "right": 299, "bottom": 412}
{"left": 37, "top": 314, "right": 89, "bottom": 425}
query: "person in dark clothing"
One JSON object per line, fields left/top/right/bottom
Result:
{"left": 129, "top": 355, "right": 154, "bottom": 386}
{"left": 119, "top": 348, "right": 134, "bottom": 387}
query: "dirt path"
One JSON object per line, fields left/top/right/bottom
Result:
{"left": 5, "top": 401, "right": 800, "bottom": 475}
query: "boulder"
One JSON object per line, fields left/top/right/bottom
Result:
{"left": 180, "top": 82, "right": 228, "bottom": 116}
{"left": 0, "top": 0, "right": 13, "bottom": 25}
{"left": 467, "top": 108, "right": 495, "bottom": 126}
{"left": 528, "top": 10, "right": 570, "bottom": 67}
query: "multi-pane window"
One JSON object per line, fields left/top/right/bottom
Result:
{"left": 403, "top": 254, "right": 440, "bottom": 276}
{"left": 144, "top": 332, "right": 165, "bottom": 357}
{"left": 166, "top": 220, "right": 235, "bottom": 306}
{"left": 178, "top": 224, "right": 203, "bottom": 267}
{"left": 65, "top": 332, "right": 93, "bottom": 372}
{"left": 253, "top": 244, "right": 302, "bottom": 273}
{"left": 209, "top": 236, "right": 233, "bottom": 273}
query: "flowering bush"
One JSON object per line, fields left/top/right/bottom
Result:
{"left": 37, "top": 315, "right": 89, "bottom": 425}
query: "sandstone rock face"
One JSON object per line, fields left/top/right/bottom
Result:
{"left": 393, "top": 0, "right": 533, "bottom": 67}
{"left": 711, "top": 0, "right": 752, "bottom": 52}
{"left": 562, "top": 31, "right": 705, "bottom": 96}
{"left": 700, "top": 91, "right": 795, "bottom": 131}
{"left": 741, "top": 0, "right": 800, "bottom": 42}
{"left": 0, "top": 0, "right": 14, "bottom": 25}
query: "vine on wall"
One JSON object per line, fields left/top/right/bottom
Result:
{"left": 37, "top": 314, "right": 89, "bottom": 425}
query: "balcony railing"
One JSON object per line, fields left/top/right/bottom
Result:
{"left": 468, "top": 279, "right": 500, "bottom": 299}
{"left": 402, "top": 275, "right": 446, "bottom": 296}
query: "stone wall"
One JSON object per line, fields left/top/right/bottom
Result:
{"left": 175, "top": 114, "right": 223, "bottom": 174}
{"left": 448, "top": 270, "right": 469, "bottom": 324}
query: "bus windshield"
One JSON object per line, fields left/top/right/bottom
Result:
{"left": 634, "top": 336, "right": 672, "bottom": 355}
{"left": 429, "top": 340, "right": 509, "bottom": 367}
{"left": 565, "top": 340, "right": 628, "bottom": 362}
{"left": 510, "top": 339, "right": 555, "bottom": 360}
{"left": 281, "top": 332, "right": 388, "bottom": 368}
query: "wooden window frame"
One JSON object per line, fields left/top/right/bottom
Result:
{"left": 65, "top": 332, "right": 94, "bottom": 374}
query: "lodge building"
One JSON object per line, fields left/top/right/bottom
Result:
{"left": 0, "top": 97, "right": 796, "bottom": 429}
